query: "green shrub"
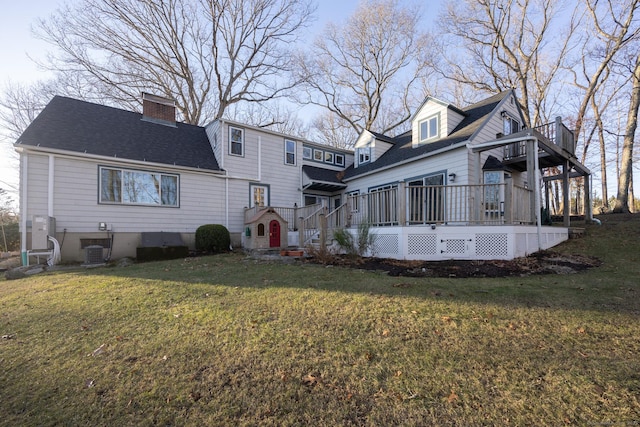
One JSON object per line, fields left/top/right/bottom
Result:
{"left": 195, "top": 224, "right": 231, "bottom": 253}
{"left": 332, "top": 222, "right": 377, "bottom": 258}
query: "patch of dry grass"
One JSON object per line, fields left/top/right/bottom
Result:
{"left": 1, "top": 213, "right": 639, "bottom": 426}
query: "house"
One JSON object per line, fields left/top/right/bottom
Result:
{"left": 14, "top": 93, "right": 352, "bottom": 263}
{"left": 14, "top": 90, "right": 590, "bottom": 264}
{"left": 328, "top": 90, "right": 592, "bottom": 260}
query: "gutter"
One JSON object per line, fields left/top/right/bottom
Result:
{"left": 343, "top": 140, "right": 469, "bottom": 182}
{"left": 14, "top": 145, "right": 226, "bottom": 176}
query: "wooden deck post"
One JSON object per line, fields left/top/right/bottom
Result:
{"left": 397, "top": 182, "right": 406, "bottom": 225}
{"left": 526, "top": 139, "right": 537, "bottom": 223}
{"left": 584, "top": 174, "right": 592, "bottom": 221}
{"left": 319, "top": 212, "right": 327, "bottom": 248}
{"left": 297, "top": 216, "right": 304, "bottom": 248}
{"left": 563, "top": 160, "right": 570, "bottom": 227}
{"left": 504, "top": 176, "right": 513, "bottom": 224}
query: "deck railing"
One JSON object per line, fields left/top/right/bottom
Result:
{"left": 300, "top": 205, "right": 328, "bottom": 245}
{"left": 504, "top": 117, "right": 575, "bottom": 160}
{"left": 325, "top": 182, "right": 534, "bottom": 233}
{"left": 247, "top": 183, "right": 534, "bottom": 247}
{"left": 244, "top": 203, "right": 321, "bottom": 231}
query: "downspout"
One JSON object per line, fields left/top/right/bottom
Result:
{"left": 20, "top": 154, "right": 28, "bottom": 265}
{"left": 48, "top": 155, "right": 54, "bottom": 217}
{"left": 534, "top": 138, "right": 542, "bottom": 251}
{"left": 258, "top": 136, "right": 262, "bottom": 181}
{"left": 225, "top": 176, "right": 229, "bottom": 229}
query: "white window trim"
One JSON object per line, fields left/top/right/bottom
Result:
{"left": 324, "top": 151, "right": 334, "bottom": 164}
{"left": 229, "top": 126, "right": 244, "bottom": 157}
{"left": 99, "top": 166, "right": 179, "bottom": 207}
{"left": 313, "top": 149, "right": 323, "bottom": 161}
{"left": 419, "top": 114, "right": 439, "bottom": 143}
{"left": 250, "top": 184, "right": 270, "bottom": 208}
{"left": 285, "top": 139, "right": 296, "bottom": 165}
{"left": 335, "top": 153, "right": 345, "bottom": 166}
{"left": 503, "top": 114, "right": 520, "bottom": 136}
{"left": 302, "top": 146, "right": 312, "bottom": 160}
{"left": 358, "top": 147, "right": 371, "bottom": 165}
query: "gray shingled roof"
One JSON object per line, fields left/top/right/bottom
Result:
{"left": 16, "top": 96, "right": 221, "bottom": 171}
{"left": 344, "top": 91, "right": 510, "bottom": 180}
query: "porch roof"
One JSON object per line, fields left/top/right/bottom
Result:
{"left": 302, "top": 165, "right": 347, "bottom": 192}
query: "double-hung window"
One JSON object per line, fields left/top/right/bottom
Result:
{"left": 358, "top": 147, "right": 371, "bottom": 165}
{"left": 229, "top": 126, "right": 244, "bottom": 156}
{"left": 419, "top": 114, "right": 439, "bottom": 142}
{"left": 285, "top": 139, "right": 296, "bottom": 165}
{"left": 100, "top": 166, "right": 179, "bottom": 207}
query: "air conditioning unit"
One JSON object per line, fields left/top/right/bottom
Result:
{"left": 84, "top": 245, "right": 104, "bottom": 265}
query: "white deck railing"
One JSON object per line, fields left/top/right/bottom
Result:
{"left": 325, "top": 182, "right": 534, "bottom": 231}
{"left": 244, "top": 203, "right": 321, "bottom": 231}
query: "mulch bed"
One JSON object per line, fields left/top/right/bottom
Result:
{"left": 306, "top": 250, "right": 601, "bottom": 278}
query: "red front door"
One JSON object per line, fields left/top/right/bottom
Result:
{"left": 269, "top": 220, "right": 280, "bottom": 248}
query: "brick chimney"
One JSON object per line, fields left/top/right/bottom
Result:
{"left": 142, "top": 92, "right": 176, "bottom": 125}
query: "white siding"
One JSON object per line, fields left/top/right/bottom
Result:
{"left": 205, "top": 120, "right": 222, "bottom": 168}
{"left": 446, "top": 109, "right": 466, "bottom": 134}
{"left": 372, "top": 139, "right": 393, "bottom": 162}
{"left": 47, "top": 156, "right": 226, "bottom": 233}
{"left": 411, "top": 101, "right": 446, "bottom": 147}
{"left": 346, "top": 149, "right": 469, "bottom": 193}
{"left": 221, "top": 124, "right": 303, "bottom": 228}
{"left": 25, "top": 154, "right": 49, "bottom": 219}
{"left": 469, "top": 93, "right": 521, "bottom": 145}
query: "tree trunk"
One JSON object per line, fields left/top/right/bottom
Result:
{"left": 613, "top": 53, "right": 640, "bottom": 213}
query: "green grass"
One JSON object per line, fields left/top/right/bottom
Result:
{"left": 1, "top": 214, "right": 639, "bottom": 426}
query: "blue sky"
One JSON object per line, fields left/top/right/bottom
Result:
{"left": 0, "top": 0, "right": 442, "bottom": 194}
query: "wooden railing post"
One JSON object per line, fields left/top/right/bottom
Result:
{"left": 397, "top": 182, "right": 406, "bottom": 225}
{"left": 504, "top": 177, "right": 513, "bottom": 224}
{"left": 319, "top": 212, "right": 327, "bottom": 248}
{"left": 297, "top": 216, "right": 304, "bottom": 248}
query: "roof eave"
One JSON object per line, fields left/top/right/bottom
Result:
{"left": 15, "top": 144, "right": 225, "bottom": 175}
{"left": 343, "top": 140, "right": 469, "bottom": 182}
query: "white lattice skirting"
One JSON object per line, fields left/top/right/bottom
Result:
{"left": 341, "top": 225, "right": 568, "bottom": 261}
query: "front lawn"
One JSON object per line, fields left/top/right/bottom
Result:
{"left": 1, "top": 214, "right": 639, "bottom": 426}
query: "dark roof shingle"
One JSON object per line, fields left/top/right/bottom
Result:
{"left": 344, "top": 91, "right": 509, "bottom": 179}
{"left": 16, "top": 96, "right": 220, "bottom": 171}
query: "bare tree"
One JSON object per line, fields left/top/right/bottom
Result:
{"left": 311, "top": 112, "right": 359, "bottom": 149}
{"left": 438, "top": 0, "right": 580, "bottom": 127}
{"left": 295, "top": 0, "right": 431, "bottom": 139}
{"left": 34, "top": 0, "right": 315, "bottom": 125}
{"left": 0, "top": 81, "right": 59, "bottom": 195}
{"left": 569, "top": 0, "right": 640, "bottom": 146}
{"left": 613, "top": 53, "right": 640, "bottom": 212}
{"left": 225, "top": 101, "right": 311, "bottom": 138}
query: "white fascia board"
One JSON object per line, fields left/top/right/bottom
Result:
{"left": 343, "top": 140, "right": 468, "bottom": 182}
{"left": 14, "top": 145, "right": 226, "bottom": 176}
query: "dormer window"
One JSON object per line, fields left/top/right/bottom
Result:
{"left": 358, "top": 147, "right": 371, "bottom": 164}
{"left": 419, "top": 114, "right": 439, "bottom": 142}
